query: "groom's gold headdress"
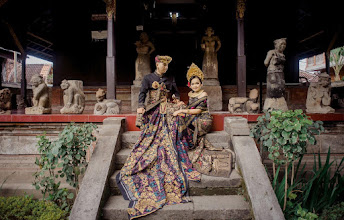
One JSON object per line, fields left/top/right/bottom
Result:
{"left": 187, "top": 63, "right": 204, "bottom": 82}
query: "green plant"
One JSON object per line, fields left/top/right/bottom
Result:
{"left": 330, "top": 46, "right": 344, "bottom": 81}
{"left": 0, "top": 195, "right": 68, "bottom": 220}
{"left": 33, "top": 135, "right": 73, "bottom": 211}
{"left": 251, "top": 109, "right": 324, "bottom": 210}
{"left": 53, "top": 122, "right": 97, "bottom": 194}
{"left": 319, "top": 202, "right": 344, "bottom": 220}
{"left": 33, "top": 122, "right": 97, "bottom": 211}
{"left": 299, "top": 148, "right": 344, "bottom": 213}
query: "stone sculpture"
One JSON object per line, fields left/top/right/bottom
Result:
{"left": 134, "top": 32, "right": 155, "bottom": 82}
{"left": 201, "top": 27, "right": 221, "bottom": 81}
{"left": 60, "top": 79, "right": 85, "bottom": 114}
{"left": 94, "top": 88, "right": 121, "bottom": 115}
{"left": 0, "top": 88, "right": 12, "bottom": 114}
{"left": 263, "top": 38, "right": 288, "bottom": 111}
{"left": 228, "top": 89, "right": 259, "bottom": 113}
{"left": 306, "top": 73, "right": 335, "bottom": 113}
{"left": 25, "top": 74, "right": 51, "bottom": 114}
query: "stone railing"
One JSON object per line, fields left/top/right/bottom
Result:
{"left": 224, "top": 117, "right": 285, "bottom": 220}
{"left": 69, "top": 117, "right": 125, "bottom": 220}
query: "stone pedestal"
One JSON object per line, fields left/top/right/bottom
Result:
{"left": 263, "top": 97, "right": 288, "bottom": 111}
{"left": 25, "top": 107, "right": 52, "bottom": 114}
{"left": 202, "top": 84, "right": 222, "bottom": 111}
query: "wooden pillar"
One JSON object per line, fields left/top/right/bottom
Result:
{"left": 21, "top": 54, "right": 27, "bottom": 100}
{"left": 236, "top": 0, "right": 246, "bottom": 97}
{"left": 105, "top": 0, "right": 116, "bottom": 99}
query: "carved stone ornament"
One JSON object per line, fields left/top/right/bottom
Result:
{"left": 25, "top": 74, "right": 51, "bottom": 114}
{"left": 94, "top": 88, "right": 121, "bottom": 115}
{"left": 306, "top": 73, "right": 335, "bottom": 113}
{"left": 228, "top": 89, "right": 259, "bottom": 113}
{"left": 60, "top": 79, "right": 85, "bottom": 114}
{"left": 0, "top": 88, "right": 12, "bottom": 114}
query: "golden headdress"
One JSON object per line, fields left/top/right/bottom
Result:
{"left": 187, "top": 63, "right": 204, "bottom": 82}
{"left": 155, "top": 55, "right": 172, "bottom": 64}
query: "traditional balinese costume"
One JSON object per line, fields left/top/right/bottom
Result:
{"left": 116, "top": 56, "right": 201, "bottom": 220}
{"left": 180, "top": 63, "right": 235, "bottom": 177}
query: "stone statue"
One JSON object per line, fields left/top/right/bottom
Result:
{"left": 306, "top": 73, "right": 335, "bottom": 113}
{"left": 201, "top": 27, "right": 221, "bottom": 80}
{"left": 135, "top": 32, "right": 155, "bottom": 82}
{"left": 228, "top": 89, "right": 259, "bottom": 113}
{"left": 94, "top": 88, "right": 121, "bottom": 115}
{"left": 0, "top": 88, "right": 12, "bottom": 114}
{"left": 25, "top": 74, "right": 51, "bottom": 114}
{"left": 263, "top": 38, "right": 288, "bottom": 111}
{"left": 60, "top": 79, "right": 85, "bottom": 114}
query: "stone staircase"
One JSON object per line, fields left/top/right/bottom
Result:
{"left": 102, "top": 131, "right": 252, "bottom": 220}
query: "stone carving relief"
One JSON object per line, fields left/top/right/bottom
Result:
{"left": 60, "top": 79, "right": 85, "bottom": 114}
{"left": 94, "top": 88, "right": 121, "bottom": 115}
{"left": 25, "top": 74, "right": 51, "bottom": 114}
{"left": 0, "top": 88, "right": 11, "bottom": 114}
{"left": 306, "top": 73, "right": 335, "bottom": 113}
{"left": 228, "top": 89, "right": 259, "bottom": 113}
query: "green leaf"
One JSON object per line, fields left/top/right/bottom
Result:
{"left": 67, "top": 193, "right": 74, "bottom": 199}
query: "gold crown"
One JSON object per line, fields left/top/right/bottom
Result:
{"left": 155, "top": 55, "right": 172, "bottom": 64}
{"left": 187, "top": 63, "right": 204, "bottom": 82}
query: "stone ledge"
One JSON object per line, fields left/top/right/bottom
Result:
{"left": 231, "top": 135, "right": 285, "bottom": 220}
{"left": 69, "top": 117, "right": 124, "bottom": 220}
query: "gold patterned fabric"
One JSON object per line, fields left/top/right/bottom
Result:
{"left": 116, "top": 84, "right": 201, "bottom": 219}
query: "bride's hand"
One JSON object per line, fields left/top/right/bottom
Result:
{"left": 173, "top": 110, "right": 181, "bottom": 116}
{"left": 176, "top": 100, "right": 185, "bottom": 107}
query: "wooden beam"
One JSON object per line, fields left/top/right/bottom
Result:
{"left": 0, "top": 48, "right": 23, "bottom": 60}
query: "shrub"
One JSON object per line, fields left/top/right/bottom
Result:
{"left": 319, "top": 202, "right": 344, "bottom": 220}
{"left": 0, "top": 195, "right": 68, "bottom": 220}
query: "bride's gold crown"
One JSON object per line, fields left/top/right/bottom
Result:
{"left": 187, "top": 63, "right": 204, "bottom": 82}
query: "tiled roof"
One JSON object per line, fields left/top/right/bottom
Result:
{"left": 3, "top": 59, "right": 52, "bottom": 84}
{"left": 299, "top": 70, "right": 319, "bottom": 83}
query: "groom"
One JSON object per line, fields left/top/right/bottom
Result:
{"left": 136, "top": 55, "right": 182, "bottom": 114}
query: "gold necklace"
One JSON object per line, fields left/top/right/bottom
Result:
{"left": 188, "top": 89, "right": 204, "bottom": 98}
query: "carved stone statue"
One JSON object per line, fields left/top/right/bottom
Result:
{"left": 263, "top": 38, "right": 288, "bottom": 111}
{"left": 25, "top": 74, "right": 51, "bottom": 114}
{"left": 0, "top": 88, "right": 11, "bottom": 114}
{"left": 94, "top": 88, "right": 121, "bottom": 115}
{"left": 60, "top": 79, "right": 85, "bottom": 114}
{"left": 306, "top": 73, "right": 335, "bottom": 113}
{"left": 201, "top": 27, "right": 221, "bottom": 81}
{"left": 228, "top": 89, "right": 259, "bottom": 113}
{"left": 135, "top": 32, "right": 155, "bottom": 82}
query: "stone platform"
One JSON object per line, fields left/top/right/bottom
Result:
{"left": 1, "top": 112, "right": 344, "bottom": 131}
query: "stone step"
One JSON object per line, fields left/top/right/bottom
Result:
{"left": 115, "top": 142, "right": 231, "bottom": 169}
{"left": 122, "top": 131, "right": 230, "bottom": 145}
{"left": 110, "top": 170, "right": 242, "bottom": 196}
{"left": 0, "top": 183, "right": 75, "bottom": 199}
{"left": 103, "top": 195, "right": 251, "bottom": 220}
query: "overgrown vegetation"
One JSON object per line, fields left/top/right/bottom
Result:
{"left": 0, "top": 195, "right": 68, "bottom": 220}
{"left": 33, "top": 122, "right": 97, "bottom": 211}
{"left": 250, "top": 109, "right": 344, "bottom": 219}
